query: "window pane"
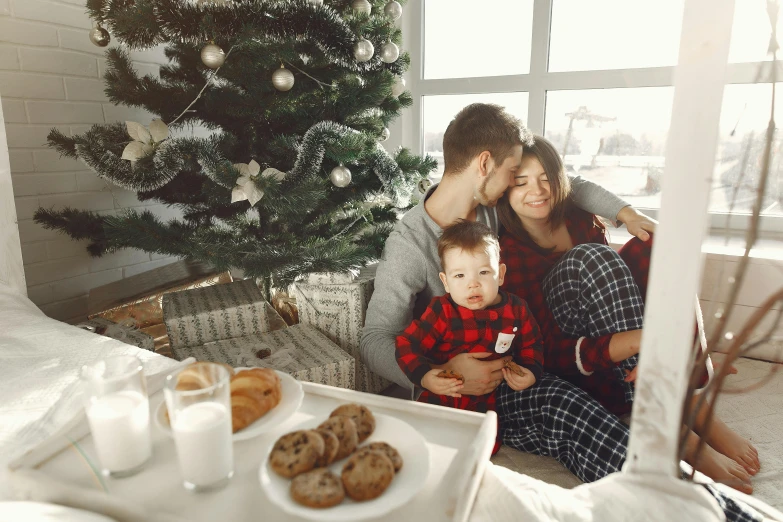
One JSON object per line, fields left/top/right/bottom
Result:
{"left": 423, "top": 93, "right": 529, "bottom": 178}
{"left": 544, "top": 88, "right": 674, "bottom": 210}
{"left": 728, "top": 0, "right": 783, "bottom": 63}
{"left": 423, "top": 0, "right": 533, "bottom": 80}
{"left": 549, "top": 0, "right": 684, "bottom": 72}
{"left": 714, "top": 84, "right": 783, "bottom": 216}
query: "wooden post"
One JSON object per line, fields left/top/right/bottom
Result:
{"left": 624, "top": 0, "right": 736, "bottom": 475}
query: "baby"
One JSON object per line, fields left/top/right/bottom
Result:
{"left": 396, "top": 220, "right": 543, "bottom": 413}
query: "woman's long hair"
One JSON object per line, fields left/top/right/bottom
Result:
{"left": 497, "top": 135, "right": 574, "bottom": 253}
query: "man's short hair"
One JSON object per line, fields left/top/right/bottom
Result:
{"left": 442, "top": 103, "right": 530, "bottom": 174}
{"left": 438, "top": 220, "right": 500, "bottom": 270}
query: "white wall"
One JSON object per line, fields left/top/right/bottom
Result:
{"left": 0, "top": 97, "right": 25, "bottom": 295}
{"left": 0, "top": 0, "right": 181, "bottom": 323}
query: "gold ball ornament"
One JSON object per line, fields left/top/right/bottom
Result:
{"left": 89, "top": 26, "right": 111, "bottom": 48}
{"left": 380, "top": 127, "right": 390, "bottom": 141}
{"left": 380, "top": 42, "right": 399, "bottom": 63}
{"left": 352, "top": 0, "right": 372, "bottom": 15}
{"left": 353, "top": 38, "right": 375, "bottom": 62}
{"left": 200, "top": 43, "right": 226, "bottom": 69}
{"left": 272, "top": 65, "right": 295, "bottom": 91}
{"left": 330, "top": 164, "right": 352, "bottom": 187}
{"left": 384, "top": 1, "right": 403, "bottom": 20}
{"left": 391, "top": 76, "right": 406, "bottom": 97}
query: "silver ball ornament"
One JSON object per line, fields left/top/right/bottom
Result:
{"left": 353, "top": 38, "right": 375, "bottom": 62}
{"left": 380, "top": 42, "right": 400, "bottom": 63}
{"left": 380, "top": 127, "right": 390, "bottom": 141}
{"left": 330, "top": 165, "right": 352, "bottom": 188}
{"left": 307, "top": 0, "right": 323, "bottom": 4}
{"left": 272, "top": 66, "right": 295, "bottom": 91}
{"left": 200, "top": 43, "right": 226, "bottom": 68}
{"left": 391, "top": 76, "right": 406, "bottom": 97}
{"left": 383, "top": 1, "right": 403, "bottom": 20}
{"left": 89, "top": 26, "right": 111, "bottom": 47}
{"left": 352, "top": 0, "right": 372, "bottom": 15}
{"left": 418, "top": 178, "right": 433, "bottom": 194}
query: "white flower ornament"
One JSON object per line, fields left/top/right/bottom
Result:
{"left": 121, "top": 120, "right": 169, "bottom": 164}
{"left": 231, "top": 160, "right": 265, "bottom": 206}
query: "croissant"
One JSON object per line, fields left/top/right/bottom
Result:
{"left": 230, "top": 368, "right": 282, "bottom": 432}
{"left": 175, "top": 362, "right": 234, "bottom": 391}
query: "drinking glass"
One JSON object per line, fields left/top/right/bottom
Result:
{"left": 81, "top": 354, "right": 152, "bottom": 477}
{"left": 164, "top": 363, "right": 234, "bottom": 492}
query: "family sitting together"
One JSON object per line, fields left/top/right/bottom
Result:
{"left": 360, "top": 103, "right": 763, "bottom": 522}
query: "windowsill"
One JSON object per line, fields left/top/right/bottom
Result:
{"left": 607, "top": 227, "right": 783, "bottom": 265}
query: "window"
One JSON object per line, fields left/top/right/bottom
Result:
{"left": 406, "top": 0, "right": 783, "bottom": 234}
{"left": 423, "top": 0, "right": 534, "bottom": 79}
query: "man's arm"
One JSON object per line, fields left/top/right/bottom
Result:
{"left": 568, "top": 174, "right": 628, "bottom": 223}
{"left": 569, "top": 175, "right": 658, "bottom": 239}
{"left": 361, "top": 232, "right": 427, "bottom": 391}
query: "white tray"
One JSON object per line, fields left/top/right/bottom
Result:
{"left": 8, "top": 376, "right": 497, "bottom": 522}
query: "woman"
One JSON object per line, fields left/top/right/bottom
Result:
{"left": 496, "top": 135, "right": 759, "bottom": 494}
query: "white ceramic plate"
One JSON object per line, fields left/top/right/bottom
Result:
{"left": 259, "top": 412, "right": 430, "bottom": 521}
{"left": 155, "top": 368, "right": 303, "bottom": 442}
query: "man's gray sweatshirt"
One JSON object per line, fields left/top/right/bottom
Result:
{"left": 359, "top": 175, "right": 629, "bottom": 392}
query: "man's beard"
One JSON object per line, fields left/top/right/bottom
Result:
{"left": 476, "top": 169, "right": 499, "bottom": 207}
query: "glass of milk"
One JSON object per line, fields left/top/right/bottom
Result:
{"left": 164, "top": 363, "right": 234, "bottom": 492}
{"left": 81, "top": 354, "right": 152, "bottom": 478}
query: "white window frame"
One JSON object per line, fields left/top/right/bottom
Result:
{"left": 399, "top": 0, "right": 783, "bottom": 237}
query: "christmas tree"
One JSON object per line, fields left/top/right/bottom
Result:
{"left": 34, "top": 0, "right": 435, "bottom": 292}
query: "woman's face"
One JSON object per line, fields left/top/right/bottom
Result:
{"left": 507, "top": 155, "right": 552, "bottom": 222}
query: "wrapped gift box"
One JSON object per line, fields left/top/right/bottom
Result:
{"left": 292, "top": 265, "right": 389, "bottom": 394}
{"left": 87, "top": 260, "right": 233, "bottom": 355}
{"left": 162, "top": 279, "right": 278, "bottom": 349}
{"left": 172, "top": 324, "right": 355, "bottom": 389}
{"left": 76, "top": 317, "right": 155, "bottom": 351}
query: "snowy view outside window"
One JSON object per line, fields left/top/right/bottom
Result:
{"left": 421, "top": 0, "right": 783, "bottom": 218}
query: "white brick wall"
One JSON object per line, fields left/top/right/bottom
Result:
{"left": 0, "top": 0, "right": 183, "bottom": 323}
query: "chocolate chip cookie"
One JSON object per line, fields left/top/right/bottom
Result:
{"left": 270, "top": 430, "right": 325, "bottom": 479}
{"left": 314, "top": 428, "right": 340, "bottom": 467}
{"left": 317, "top": 416, "right": 359, "bottom": 460}
{"left": 330, "top": 403, "right": 376, "bottom": 443}
{"left": 359, "top": 442, "right": 403, "bottom": 473}
{"left": 341, "top": 449, "right": 395, "bottom": 501}
{"left": 290, "top": 468, "right": 345, "bottom": 508}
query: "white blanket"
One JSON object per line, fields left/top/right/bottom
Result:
{"left": 0, "top": 282, "right": 177, "bottom": 498}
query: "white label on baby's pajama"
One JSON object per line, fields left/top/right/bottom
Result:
{"left": 494, "top": 332, "right": 515, "bottom": 353}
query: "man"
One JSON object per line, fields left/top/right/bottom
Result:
{"left": 361, "top": 103, "right": 655, "bottom": 396}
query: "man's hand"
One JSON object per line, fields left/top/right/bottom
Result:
{"left": 441, "top": 352, "right": 509, "bottom": 396}
{"left": 421, "top": 369, "right": 464, "bottom": 397}
{"left": 502, "top": 366, "right": 536, "bottom": 391}
{"left": 617, "top": 206, "right": 657, "bottom": 242}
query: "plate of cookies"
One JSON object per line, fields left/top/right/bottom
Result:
{"left": 259, "top": 403, "right": 430, "bottom": 521}
{"left": 155, "top": 365, "right": 304, "bottom": 442}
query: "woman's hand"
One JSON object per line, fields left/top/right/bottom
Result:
{"left": 617, "top": 206, "right": 657, "bottom": 241}
{"left": 421, "top": 369, "right": 464, "bottom": 397}
{"left": 608, "top": 329, "right": 643, "bottom": 363}
{"left": 440, "top": 352, "right": 509, "bottom": 395}
{"left": 503, "top": 366, "right": 536, "bottom": 391}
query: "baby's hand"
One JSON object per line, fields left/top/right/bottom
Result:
{"left": 503, "top": 362, "right": 536, "bottom": 391}
{"left": 421, "top": 369, "right": 464, "bottom": 398}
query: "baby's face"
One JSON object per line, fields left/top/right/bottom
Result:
{"left": 439, "top": 248, "right": 506, "bottom": 310}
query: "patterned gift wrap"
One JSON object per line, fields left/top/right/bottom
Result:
{"left": 162, "top": 279, "right": 275, "bottom": 349}
{"left": 172, "top": 324, "right": 355, "bottom": 389}
{"left": 87, "top": 260, "right": 233, "bottom": 355}
{"left": 76, "top": 317, "right": 155, "bottom": 351}
{"left": 293, "top": 265, "right": 389, "bottom": 394}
